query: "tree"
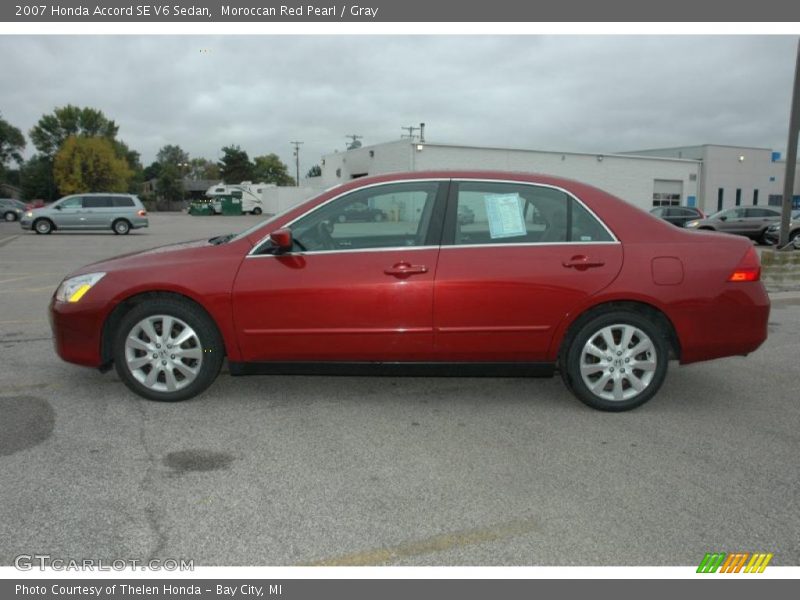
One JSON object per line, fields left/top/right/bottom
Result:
{"left": 253, "top": 153, "right": 295, "bottom": 186}
{"left": 218, "top": 145, "right": 253, "bottom": 183}
{"left": 142, "top": 161, "right": 162, "bottom": 182}
{"left": 0, "top": 113, "right": 25, "bottom": 179}
{"left": 20, "top": 155, "right": 57, "bottom": 201}
{"left": 53, "top": 136, "right": 133, "bottom": 194}
{"left": 153, "top": 145, "right": 189, "bottom": 207}
{"left": 306, "top": 164, "right": 322, "bottom": 178}
{"left": 156, "top": 164, "right": 185, "bottom": 207}
{"left": 188, "top": 157, "right": 220, "bottom": 180}
{"left": 156, "top": 144, "right": 189, "bottom": 168}
{"left": 30, "top": 105, "right": 119, "bottom": 158}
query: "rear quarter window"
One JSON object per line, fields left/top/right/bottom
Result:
{"left": 112, "top": 196, "right": 135, "bottom": 207}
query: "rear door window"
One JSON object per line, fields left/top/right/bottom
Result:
{"left": 448, "top": 181, "right": 614, "bottom": 245}
{"left": 83, "top": 197, "right": 112, "bottom": 209}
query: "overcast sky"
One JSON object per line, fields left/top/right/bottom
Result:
{"left": 1, "top": 35, "right": 796, "bottom": 174}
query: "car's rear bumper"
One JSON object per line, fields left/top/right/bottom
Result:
{"left": 674, "top": 282, "right": 770, "bottom": 364}
{"left": 49, "top": 296, "right": 106, "bottom": 368}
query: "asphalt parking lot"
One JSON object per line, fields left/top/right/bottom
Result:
{"left": 0, "top": 214, "right": 798, "bottom": 567}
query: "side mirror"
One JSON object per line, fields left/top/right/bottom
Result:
{"left": 719, "top": 215, "right": 727, "bottom": 221}
{"left": 269, "top": 228, "right": 293, "bottom": 252}
{"left": 53, "top": 205, "right": 62, "bottom": 210}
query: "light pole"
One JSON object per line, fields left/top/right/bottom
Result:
{"left": 177, "top": 161, "right": 190, "bottom": 210}
{"left": 290, "top": 141, "right": 303, "bottom": 187}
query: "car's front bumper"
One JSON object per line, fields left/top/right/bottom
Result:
{"left": 49, "top": 296, "right": 107, "bottom": 368}
{"left": 19, "top": 217, "right": 33, "bottom": 230}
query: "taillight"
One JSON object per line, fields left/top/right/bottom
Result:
{"left": 728, "top": 246, "right": 760, "bottom": 282}
{"left": 138, "top": 210, "right": 147, "bottom": 217}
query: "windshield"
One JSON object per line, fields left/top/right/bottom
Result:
{"left": 225, "top": 183, "right": 341, "bottom": 245}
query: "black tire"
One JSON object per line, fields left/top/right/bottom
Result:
{"left": 561, "top": 310, "right": 669, "bottom": 412}
{"left": 3, "top": 211, "right": 17, "bottom": 222}
{"left": 113, "top": 298, "right": 225, "bottom": 402}
{"left": 34, "top": 219, "right": 53, "bottom": 234}
{"left": 113, "top": 219, "right": 131, "bottom": 235}
{"left": 252, "top": 207, "right": 262, "bottom": 216}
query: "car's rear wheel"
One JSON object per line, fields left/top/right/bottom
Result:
{"left": 113, "top": 299, "right": 224, "bottom": 402}
{"left": 562, "top": 310, "right": 669, "bottom": 411}
{"left": 113, "top": 219, "right": 131, "bottom": 235}
{"left": 4, "top": 211, "right": 17, "bottom": 222}
{"left": 34, "top": 219, "right": 53, "bottom": 234}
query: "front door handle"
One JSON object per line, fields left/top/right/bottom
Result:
{"left": 562, "top": 255, "right": 605, "bottom": 270}
{"left": 384, "top": 262, "right": 428, "bottom": 278}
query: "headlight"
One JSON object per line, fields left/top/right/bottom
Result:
{"left": 767, "top": 224, "right": 778, "bottom": 231}
{"left": 685, "top": 220, "right": 700, "bottom": 228}
{"left": 25, "top": 211, "right": 33, "bottom": 218}
{"left": 55, "top": 272, "right": 106, "bottom": 303}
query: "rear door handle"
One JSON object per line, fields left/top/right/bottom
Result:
{"left": 384, "top": 262, "right": 428, "bottom": 278}
{"left": 562, "top": 255, "right": 605, "bottom": 270}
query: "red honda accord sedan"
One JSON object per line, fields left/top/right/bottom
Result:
{"left": 49, "top": 171, "right": 769, "bottom": 411}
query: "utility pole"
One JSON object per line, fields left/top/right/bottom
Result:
{"left": 401, "top": 125, "right": 420, "bottom": 140}
{"left": 290, "top": 141, "right": 303, "bottom": 187}
{"left": 779, "top": 39, "right": 800, "bottom": 249}
{"left": 345, "top": 134, "right": 363, "bottom": 150}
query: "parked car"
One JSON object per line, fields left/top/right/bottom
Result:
{"left": 683, "top": 206, "right": 781, "bottom": 243}
{"left": 762, "top": 209, "right": 800, "bottom": 247}
{"left": 26, "top": 199, "right": 46, "bottom": 210}
{"left": 457, "top": 205, "right": 476, "bottom": 224}
{"left": 0, "top": 198, "right": 27, "bottom": 222}
{"left": 337, "top": 202, "right": 387, "bottom": 222}
{"left": 20, "top": 193, "right": 148, "bottom": 235}
{"left": 49, "top": 171, "right": 769, "bottom": 412}
{"left": 649, "top": 205, "right": 704, "bottom": 227}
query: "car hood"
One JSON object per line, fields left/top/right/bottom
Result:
{"left": 71, "top": 238, "right": 219, "bottom": 276}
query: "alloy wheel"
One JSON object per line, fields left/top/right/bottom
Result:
{"left": 124, "top": 314, "right": 203, "bottom": 393}
{"left": 579, "top": 324, "right": 657, "bottom": 402}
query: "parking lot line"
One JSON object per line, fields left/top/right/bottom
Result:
{"left": 0, "top": 274, "right": 57, "bottom": 284}
{"left": 0, "top": 286, "right": 56, "bottom": 294}
{"left": 308, "top": 517, "right": 541, "bottom": 566}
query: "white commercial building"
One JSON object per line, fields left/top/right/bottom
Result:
{"left": 623, "top": 144, "right": 796, "bottom": 213}
{"left": 321, "top": 140, "right": 701, "bottom": 212}
{"left": 319, "top": 139, "right": 800, "bottom": 215}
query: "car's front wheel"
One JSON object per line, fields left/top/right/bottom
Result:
{"left": 561, "top": 310, "right": 669, "bottom": 411}
{"left": 34, "top": 219, "right": 53, "bottom": 234}
{"left": 113, "top": 298, "right": 225, "bottom": 401}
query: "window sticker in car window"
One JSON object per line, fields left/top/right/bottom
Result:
{"left": 484, "top": 193, "right": 527, "bottom": 239}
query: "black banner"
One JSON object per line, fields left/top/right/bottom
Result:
{"left": 3, "top": 579, "right": 799, "bottom": 600}
{"left": 2, "top": 0, "right": 800, "bottom": 22}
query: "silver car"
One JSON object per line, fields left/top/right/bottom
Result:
{"left": 20, "top": 193, "right": 148, "bottom": 235}
{"left": 683, "top": 206, "right": 780, "bottom": 244}
{"left": 0, "top": 198, "right": 26, "bottom": 222}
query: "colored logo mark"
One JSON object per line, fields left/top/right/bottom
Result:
{"left": 697, "top": 552, "right": 773, "bottom": 573}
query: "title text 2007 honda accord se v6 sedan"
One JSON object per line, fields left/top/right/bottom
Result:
{"left": 49, "top": 171, "right": 769, "bottom": 411}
